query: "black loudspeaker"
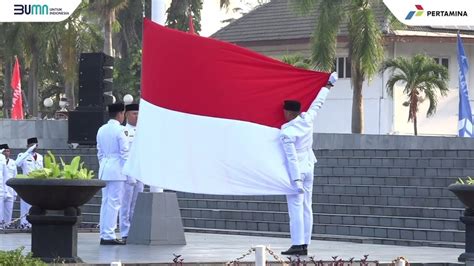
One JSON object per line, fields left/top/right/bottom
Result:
{"left": 68, "top": 109, "right": 107, "bottom": 145}
{"left": 78, "top": 53, "right": 114, "bottom": 108}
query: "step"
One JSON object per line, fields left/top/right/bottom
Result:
{"left": 316, "top": 203, "right": 463, "bottom": 219}
{"left": 83, "top": 199, "right": 464, "bottom": 220}
{"left": 179, "top": 208, "right": 463, "bottom": 230}
{"left": 184, "top": 227, "right": 464, "bottom": 249}
{"left": 314, "top": 184, "right": 454, "bottom": 197}
{"left": 181, "top": 217, "right": 465, "bottom": 243}
{"left": 316, "top": 157, "right": 474, "bottom": 168}
{"left": 314, "top": 193, "right": 463, "bottom": 208}
{"left": 314, "top": 166, "right": 473, "bottom": 178}
{"left": 314, "top": 149, "right": 474, "bottom": 158}
{"left": 315, "top": 175, "right": 459, "bottom": 187}
{"left": 176, "top": 198, "right": 464, "bottom": 219}
{"left": 176, "top": 192, "right": 464, "bottom": 208}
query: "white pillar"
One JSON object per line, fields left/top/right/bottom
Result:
{"left": 254, "top": 245, "right": 266, "bottom": 266}
{"left": 149, "top": 0, "right": 167, "bottom": 193}
{"left": 151, "top": 0, "right": 167, "bottom": 25}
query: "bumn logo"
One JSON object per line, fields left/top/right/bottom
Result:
{"left": 14, "top": 4, "right": 49, "bottom": 15}
{"left": 405, "top": 5, "right": 424, "bottom": 20}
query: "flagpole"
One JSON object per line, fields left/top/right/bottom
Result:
{"left": 151, "top": 0, "right": 166, "bottom": 25}
{"left": 149, "top": 0, "right": 166, "bottom": 193}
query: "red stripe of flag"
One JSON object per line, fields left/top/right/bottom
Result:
{"left": 141, "top": 19, "right": 330, "bottom": 129}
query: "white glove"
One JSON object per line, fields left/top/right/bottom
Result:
{"left": 26, "top": 144, "right": 37, "bottom": 154}
{"left": 0, "top": 149, "right": 4, "bottom": 154}
{"left": 294, "top": 180, "right": 304, "bottom": 194}
{"left": 126, "top": 175, "right": 137, "bottom": 185}
{"left": 328, "top": 72, "right": 338, "bottom": 85}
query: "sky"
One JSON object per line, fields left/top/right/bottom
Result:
{"left": 163, "top": 0, "right": 264, "bottom": 37}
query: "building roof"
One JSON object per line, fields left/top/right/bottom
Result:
{"left": 211, "top": 0, "right": 474, "bottom": 43}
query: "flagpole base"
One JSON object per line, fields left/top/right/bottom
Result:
{"left": 127, "top": 192, "right": 186, "bottom": 245}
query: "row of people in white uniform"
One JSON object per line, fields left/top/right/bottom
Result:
{"left": 0, "top": 138, "right": 43, "bottom": 229}
{"left": 0, "top": 104, "right": 146, "bottom": 240}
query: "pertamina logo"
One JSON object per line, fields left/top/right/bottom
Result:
{"left": 405, "top": 4, "right": 468, "bottom": 20}
{"left": 405, "top": 5, "right": 424, "bottom": 20}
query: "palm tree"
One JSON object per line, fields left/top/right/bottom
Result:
{"left": 90, "top": 0, "right": 128, "bottom": 56}
{"left": 47, "top": 2, "right": 102, "bottom": 109}
{"left": 381, "top": 54, "right": 449, "bottom": 136}
{"left": 290, "top": 0, "right": 384, "bottom": 133}
{"left": 281, "top": 54, "right": 312, "bottom": 69}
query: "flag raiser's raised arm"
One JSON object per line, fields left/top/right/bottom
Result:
{"left": 306, "top": 72, "right": 337, "bottom": 119}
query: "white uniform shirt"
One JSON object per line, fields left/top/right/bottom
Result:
{"left": 3, "top": 157, "right": 17, "bottom": 198}
{"left": 97, "top": 119, "right": 129, "bottom": 181}
{"left": 280, "top": 87, "right": 330, "bottom": 181}
{"left": 16, "top": 152, "right": 44, "bottom": 175}
{"left": 124, "top": 123, "right": 136, "bottom": 148}
{"left": 0, "top": 154, "right": 5, "bottom": 197}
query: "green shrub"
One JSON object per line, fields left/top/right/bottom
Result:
{"left": 0, "top": 247, "right": 46, "bottom": 266}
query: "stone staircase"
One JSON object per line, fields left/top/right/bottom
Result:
{"left": 9, "top": 142, "right": 474, "bottom": 248}
{"left": 166, "top": 149, "right": 469, "bottom": 248}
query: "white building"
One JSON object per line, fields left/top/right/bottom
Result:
{"left": 212, "top": 0, "right": 474, "bottom": 136}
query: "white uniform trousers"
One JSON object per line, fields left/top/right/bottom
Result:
{"left": 99, "top": 181, "right": 125, "bottom": 240}
{"left": 20, "top": 199, "right": 31, "bottom": 226}
{"left": 1, "top": 196, "right": 14, "bottom": 226}
{"left": 120, "top": 181, "right": 144, "bottom": 238}
{"left": 286, "top": 172, "right": 314, "bottom": 245}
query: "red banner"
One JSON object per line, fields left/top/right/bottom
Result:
{"left": 11, "top": 56, "right": 24, "bottom": 120}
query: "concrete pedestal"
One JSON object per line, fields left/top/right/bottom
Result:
{"left": 27, "top": 214, "right": 82, "bottom": 263}
{"left": 459, "top": 214, "right": 474, "bottom": 262}
{"left": 127, "top": 192, "right": 186, "bottom": 245}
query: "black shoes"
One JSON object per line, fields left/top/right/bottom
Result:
{"left": 281, "top": 245, "right": 308, "bottom": 256}
{"left": 100, "top": 238, "right": 126, "bottom": 245}
{"left": 122, "top": 237, "right": 127, "bottom": 244}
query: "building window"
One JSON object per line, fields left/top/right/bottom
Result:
{"left": 432, "top": 57, "right": 449, "bottom": 70}
{"left": 333, "top": 57, "right": 351, "bottom": 78}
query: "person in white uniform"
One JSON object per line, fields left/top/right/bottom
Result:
{"left": 97, "top": 102, "right": 129, "bottom": 245}
{"left": 0, "top": 144, "right": 17, "bottom": 228}
{"left": 0, "top": 145, "right": 6, "bottom": 228}
{"left": 280, "top": 72, "right": 337, "bottom": 256}
{"left": 16, "top": 137, "right": 43, "bottom": 229}
{"left": 119, "top": 103, "right": 143, "bottom": 241}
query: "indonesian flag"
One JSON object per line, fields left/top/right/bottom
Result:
{"left": 11, "top": 56, "right": 24, "bottom": 120}
{"left": 124, "top": 19, "right": 329, "bottom": 195}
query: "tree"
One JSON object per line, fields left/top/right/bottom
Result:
{"left": 47, "top": 2, "right": 102, "bottom": 109}
{"left": 381, "top": 54, "right": 449, "bottom": 136}
{"left": 90, "top": 0, "right": 128, "bottom": 56}
{"left": 290, "top": 0, "right": 384, "bottom": 133}
{"left": 166, "top": 0, "right": 202, "bottom": 33}
{"left": 281, "top": 54, "right": 312, "bottom": 69}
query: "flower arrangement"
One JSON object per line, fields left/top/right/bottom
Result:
{"left": 17, "top": 151, "right": 94, "bottom": 180}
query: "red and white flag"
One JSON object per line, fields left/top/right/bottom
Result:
{"left": 124, "top": 19, "right": 329, "bottom": 195}
{"left": 11, "top": 56, "right": 24, "bottom": 120}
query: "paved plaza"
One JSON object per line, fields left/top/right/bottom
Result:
{"left": 0, "top": 232, "right": 464, "bottom": 265}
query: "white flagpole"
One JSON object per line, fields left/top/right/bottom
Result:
{"left": 149, "top": 0, "right": 167, "bottom": 193}
{"left": 151, "top": 0, "right": 166, "bottom": 25}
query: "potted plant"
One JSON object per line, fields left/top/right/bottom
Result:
{"left": 448, "top": 177, "right": 474, "bottom": 262}
{"left": 6, "top": 151, "right": 105, "bottom": 263}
